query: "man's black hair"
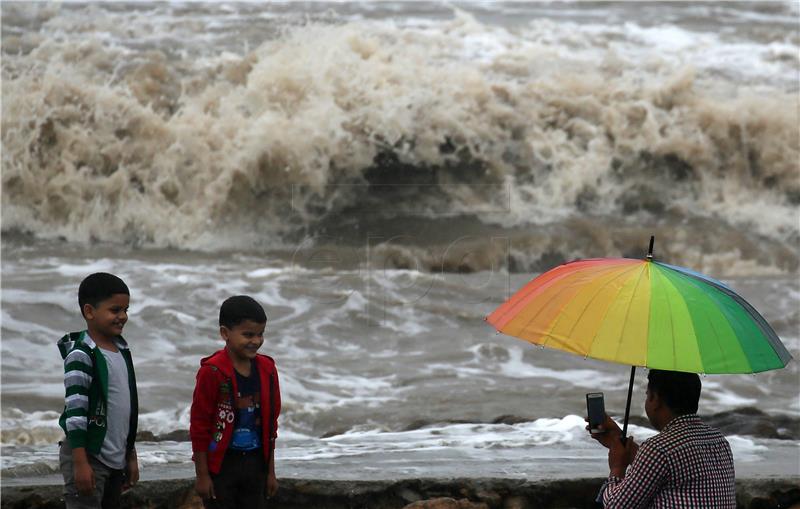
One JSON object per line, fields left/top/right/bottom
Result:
{"left": 78, "top": 272, "right": 129, "bottom": 316}
{"left": 219, "top": 295, "right": 267, "bottom": 329}
{"left": 647, "top": 369, "right": 701, "bottom": 416}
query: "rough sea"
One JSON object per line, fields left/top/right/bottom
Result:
{"left": 2, "top": 1, "right": 798, "bottom": 486}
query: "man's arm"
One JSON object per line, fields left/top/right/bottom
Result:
{"left": 603, "top": 441, "right": 668, "bottom": 508}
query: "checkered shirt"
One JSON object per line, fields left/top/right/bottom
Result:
{"left": 603, "top": 414, "right": 736, "bottom": 508}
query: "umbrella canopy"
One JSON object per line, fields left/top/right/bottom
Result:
{"left": 487, "top": 258, "right": 791, "bottom": 374}
{"left": 487, "top": 238, "right": 792, "bottom": 440}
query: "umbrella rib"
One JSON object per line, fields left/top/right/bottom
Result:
{"left": 534, "top": 264, "right": 637, "bottom": 349}
{"left": 515, "top": 271, "right": 587, "bottom": 347}
{"left": 490, "top": 259, "right": 602, "bottom": 328}
{"left": 611, "top": 263, "right": 649, "bottom": 365}
{"left": 583, "top": 264, "right": 647, "bottom": 361}
{"left": 659, "top": 262, "right": 790, "bottom": 369}
{"left": 672, "top": 273, "right": 735, "bottom": 373}
{"left": 559, "top": 264, "right": 644, "bottom": 351}
{"left": 662, "top": 273, "right": 677, "bottom": 371}
{"left": 705, "top": 313, "right": 732, "bottom": 373}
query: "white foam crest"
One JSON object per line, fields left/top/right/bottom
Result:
{"left": 373, "top": 310, "right": 430, "bottom": 336}
{"left": 252, "top": 283, "right": 313, "bottom": 324}
{"left": 341, "top": 290, "right": 368, "bottom": 314}
{"left": 726, "top": 435, "right": 770, "bottom": 462}
{"left": 133, "top": 440, "right": 195, "bottom": 468}
{"left": 1, "top": 309, "right": 63, "bottom": 337}
{"left": 277, "top": 371, "right": 343, "bottom": 407}
{"left": 287, "top": 415, "right": 655, "bottom": 461}
{"left": 138, "top": 407, "right": 190, "bottom": 436}
{"left": 51, "top": 260, "right": 118, "bottom": 277}
{"left": 494, "top": 345, "right": 619, "bottom": 387}
{"left": 358, "top": 271, "right": 437, "bottom": 334}
{"left": 0, "top": 382, "right": 64, "bottom": 398}
{"left": 1, "top": 409, "right": 62, "bottom": 446}
{"left": 701, "top": 378, "right": 760, "bottom": 409}
{"left": 247, "top": 267, "right": 291, "bottom": 278}
{"left": 311, "top": 371, "right": 394, "bottom": 397}
{"left": 161, "top": 309, "right": 197, "bottom": 326}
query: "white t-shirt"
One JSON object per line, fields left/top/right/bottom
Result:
{"left": 96, "top": 347, "right": 131, "bottom": 470}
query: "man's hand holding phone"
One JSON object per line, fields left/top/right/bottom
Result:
{"left": 587, "top": 414, "right": 622, "bottom": 447}
{"left": 584, "top": 392, "right": 639, "bottom": 476}
{"left": 585, "top": 414, "right": 638, "bottom": 475}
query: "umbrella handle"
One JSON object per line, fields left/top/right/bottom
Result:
{"left": 620, "top": 366, "right": 636, "bottom": 443}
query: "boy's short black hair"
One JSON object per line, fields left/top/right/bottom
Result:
{"left": 647, "top": 369, "right": 701, "bottom": 416}
{"left": 78, "top": 273, "right": 129, "bottom": 316}
{"left": 219, "top": 295, "right": 267, "bottom": 329}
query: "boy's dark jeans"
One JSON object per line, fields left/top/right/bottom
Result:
{"left": 203, "top": 448, "right": 267, "bottom": 509}
{"left": 60, "top": 441, "right": 125, "bottom": 509}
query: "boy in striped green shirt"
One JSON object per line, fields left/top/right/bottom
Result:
{"left": 58, "top": 272, "right": 139, "bottom": 509}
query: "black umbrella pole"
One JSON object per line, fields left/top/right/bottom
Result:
{"left": 621, "top": 366, "right": 636, "bottom": 443}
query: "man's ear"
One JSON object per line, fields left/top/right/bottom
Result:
{"left": 648, "top": 389, "right": 663, "bottom": 410}
{"left": 219, "top": 326, "right": 229, "bottom": 341}
{"left": 83, "top": 303, "right": 95, "bottom": 320}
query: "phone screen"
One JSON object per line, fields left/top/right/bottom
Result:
{"left": 586, "top": 392, "right": 605, "bottom": 432}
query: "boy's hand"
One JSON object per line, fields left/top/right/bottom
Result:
{"left": 266, "top": 471, "right": 278, "bottom": 498}
{"left": 195, "top": 473, "right": 215, "bottom": 500}
{"left": 74, "top": 461, "right": 95, "bottom": 496}
{"left": 122, "top": 455, "right": 139, "bottom": 491}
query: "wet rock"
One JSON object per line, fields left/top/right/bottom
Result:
{"left": 399, "top": 488, "right": 423, "bottom": 503}
{"left": 474, "top": 488, "right": 502, "bottom": 507}
{"left": 402, "top": 498, "right": 489, "bottom": 509}
{"left": 136, "top": 429, "right": 191, "bottom": 442}
{"left": 136, "top": 430, "right": 157, "bottom": 441}
{"left": 491, "top": 415, "right": 531, "bottom": 425}
{"left": 159, "top": 430, "right": 191, "bottom": 442}
{"left": 704, "top": 408, "right": 800, "bottom": 440}
{"left": 736, "top": 479, "right": 800, "bottom": 509}
{"left": 321, "top": 427, "right": 355, "bottom": 438}
{"left": 503, "top": 496, "right": 529, "bottom": 509}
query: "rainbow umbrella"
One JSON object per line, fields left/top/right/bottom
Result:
{"left": 486, "top": 237, "right": 792, "bottom": 438}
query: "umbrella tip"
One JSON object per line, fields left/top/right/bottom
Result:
{"left": 646, "top": 235, "right": 655, "bottom": 260}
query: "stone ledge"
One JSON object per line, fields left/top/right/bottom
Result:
{"left": 2, "top": 477, "right": 798, "bottom": 509}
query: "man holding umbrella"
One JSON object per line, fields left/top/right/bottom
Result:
{"left": 590, "top": 369, "right": 736, "bottom": 508}
{"left": 487, "top": 239, "right": 790, "bottom": 507}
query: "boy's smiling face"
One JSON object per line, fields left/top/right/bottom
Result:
{"left": 84, "top": 293, "right": 130, "bottom": 342}
{"left": 222, "top": 320, "right": 265, "bottom": 363}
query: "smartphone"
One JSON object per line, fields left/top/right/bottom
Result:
{"left": 586, "top": 392, "right": 606, "bottom": 433}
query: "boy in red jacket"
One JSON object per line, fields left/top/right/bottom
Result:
{"left": 190, "top": 296, "right": 281, "bottom": 508}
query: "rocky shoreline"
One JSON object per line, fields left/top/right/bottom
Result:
{"left": 131, "top": 407, "right": 800, "bottom": 443}
{"left": 3, "top": 477, "right": 799, "bottom": 509}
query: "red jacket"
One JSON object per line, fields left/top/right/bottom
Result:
{"left": 190, "top": 349, "right": 281, "bottom": 474}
